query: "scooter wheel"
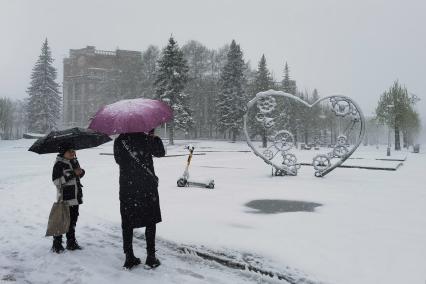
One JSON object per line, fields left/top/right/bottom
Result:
{"left": 177, "top": 178, "right": 187, "bottom": 187}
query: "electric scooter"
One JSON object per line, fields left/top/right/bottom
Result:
{"left": 177, "top": 144, "right": 215, "bottom": 189}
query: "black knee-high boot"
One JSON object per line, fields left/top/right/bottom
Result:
{"left": 145, "top": 224, "right": 160, "bottom": 269}
{"left": 66, "top": 205, "right": 82, "bottom": 250}
{"left": 122, "top": 226, "right": 141, "bottom": 269}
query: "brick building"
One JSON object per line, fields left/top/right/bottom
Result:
{"left": 62, "top": 46, "right": 141, "bottom": 128}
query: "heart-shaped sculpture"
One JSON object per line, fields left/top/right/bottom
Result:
{"left": 243, "top": 90, "right": 365, "bottom": 177}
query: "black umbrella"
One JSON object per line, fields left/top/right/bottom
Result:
{"left": 28, "top": 127, "right": 112, "bottom": 154}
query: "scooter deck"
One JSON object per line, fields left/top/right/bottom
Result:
{"left": 177, "top": 178, "right": 215, "bottom": 189}
{"left": 187, "top": 180, "right": 215, "bottom": 189}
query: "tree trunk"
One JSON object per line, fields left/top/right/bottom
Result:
{"left": 262, "top": 128, "right": 267, "bottom": 148}
{"left": 394, "top": 125, "right": 401, "bottom": 150}
{"left": 168, "top": 122, "right": 174, "bottom": 145}
{"left": 232, "top": 130, "right": 237, "bottom": 142}
{"left": 291, "top": 125, "right": 297, "bottom": 145}
{"left": 304, "top": 128, "right": 309, "bottom": 144}
{"left": 402, "top": 130, "right": 408, "bottom": 148}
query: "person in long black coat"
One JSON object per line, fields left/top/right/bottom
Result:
{"left": 113, "top": 130, "right": 165, "bottom": 269}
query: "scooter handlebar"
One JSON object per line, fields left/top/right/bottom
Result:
{"left": 185, "top": 144, "right": 195, "bottom": 151}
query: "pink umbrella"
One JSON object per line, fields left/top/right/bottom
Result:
{"left": 88, "top": 98, "right": 173, "bottom": 135}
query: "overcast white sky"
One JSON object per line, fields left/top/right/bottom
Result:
{"left": 0, "top": 0, "right": 425, "bottom": 120}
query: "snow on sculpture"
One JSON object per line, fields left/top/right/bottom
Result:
{"left": 243, "top": 90, "right": 365, "bottom": 177}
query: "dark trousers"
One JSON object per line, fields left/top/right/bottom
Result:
{"left": 122, "top": 224, "right": 156, "bottom": 255}
{"left": 53, "top": 205, "right": 79, "bottom": 242}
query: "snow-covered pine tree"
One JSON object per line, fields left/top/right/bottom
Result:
{"left": 282, "top": 62, "right": 296, "bottom": 95}
{"left": 140, "top": 45, "right": 160, "bottom": 99}
{"left": 279, "top": 61, "right": 301, "bottom": 144}
{"left": 26, "top": 39, "right": 61, "bottom": 133}
{"left": 248, "top": 54, "right": 275, "bottom": 147}
{"left": 182, "top": 40, "right": 211, "bottom": 138}
{"left": 310, "top": 88, "right": 322, "bottom": 143}
{"left": 154, "top": 36, "right": 192, "bottom": 145}
{"left": 298, "top": 90, "right": 313, "bottom": 144}
{"left": 216, "top": 40, "right": 247, "bottom": 142}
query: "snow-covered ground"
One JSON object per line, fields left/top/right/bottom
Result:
{"left": 1, "top": 139, "right": 425, "bottom": 284}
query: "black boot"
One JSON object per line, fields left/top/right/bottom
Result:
{"left": 66, "top": 239, "right": 82, "bottom": 251}
{"left": 52, "top": 237, "right": 65, "bottom": 254}
{"left": 144, "top": 225, "right": 159, "bottom": 269}
{"left": 123, "top": 251, "right": 141, "bottom": 270}
{"left": 145, "top": 252, "right": 161, "bottom": 269}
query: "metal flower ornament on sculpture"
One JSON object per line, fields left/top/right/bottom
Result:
{"left": 243, "top": 90, "right": 366, "bottom": 177}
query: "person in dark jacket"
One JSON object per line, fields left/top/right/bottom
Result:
{"left": 51, "top": 142, "right": 85, "bottom": 253}
{"left": 113, "top": 130, "right": 165, "bottom": 270}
